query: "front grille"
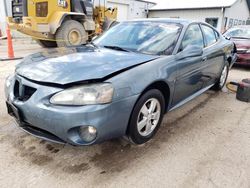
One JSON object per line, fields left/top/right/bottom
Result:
{"left": 12, "top": 0, "right": 27, "bottom": 23}
{"left": 14, "top": 79, "right": 37, "bottom": 101}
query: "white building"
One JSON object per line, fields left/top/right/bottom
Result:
{"left": 149, "top": 0, "right": 250, "bottom": 32}
{"left": 97, "top": 0, "right": 156, "bottom": 21}
{"left": 0, "top": 0, "right": 9, "bottom": 36}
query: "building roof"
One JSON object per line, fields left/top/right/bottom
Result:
{"left": 150, "top": 0, "right": 239, "bottom": 10}
{"left": 136, "top": 0, "right": 156, "bottom": 5}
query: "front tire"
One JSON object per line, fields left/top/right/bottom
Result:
{"left": 212, "top": 63, "right": 229, "bottom": 91}
{"left": 127, "top": 89, "right": 165, "bottom": 145}
{"left": 56, "top": 20, "right": 88, "bottom": 47}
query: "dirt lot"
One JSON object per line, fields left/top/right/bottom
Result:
{"left": 0, "top": 40, "right": 250, "bottom": 188}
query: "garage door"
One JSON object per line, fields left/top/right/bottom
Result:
{"left": 107, "top": 2, "right": 129, "bottom": 21}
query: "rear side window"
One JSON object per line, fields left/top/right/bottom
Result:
{"left": 181, "top": 24, "right": 204, "bottom": 50}
{"left": 201, "top": 25, "right": 217, "bottom": 46}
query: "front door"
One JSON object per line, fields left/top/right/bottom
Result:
{"left": 200, "top": 24, "right": 225, "bottom": 88}
{"left": 172, "top": 24, "right": 205, "bottom": 106}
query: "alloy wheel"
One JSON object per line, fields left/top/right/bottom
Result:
{"left": 219, "top": 65, "right": 228, "bottom": 87}
{"left": 137, "top": 98, "right": 161, "bottom": 137}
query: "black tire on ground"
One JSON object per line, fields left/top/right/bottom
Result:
{"left": 212, "top": 63, "right": 229, "bottom": 91}
{"left": 55, "top": 20, "right": 88, "bottom": 47}
{"left": 127, "top": 89, "right": 165, "bottom": 145}
{"left": 35, "top": 39, "right": 57, "bottom": 48}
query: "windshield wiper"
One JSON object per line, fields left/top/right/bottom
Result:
{"left": 103, "top": 45, "right": 130, "bottom": 52}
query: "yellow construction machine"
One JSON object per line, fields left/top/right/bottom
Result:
{"left": 7, "top": 0, "right": 117, "bottom": 47}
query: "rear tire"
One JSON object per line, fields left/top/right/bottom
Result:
{"left": 56, "top": 20, "right": 88, "bottom": 47}
{"left": 212, "top": 63, "right": 229, "bottom": 91}
{"left": 127, "top": 89, "right": 165, "bottom": 145}
{"left": 35, "top": 39, "right": 57, "bottom": 48}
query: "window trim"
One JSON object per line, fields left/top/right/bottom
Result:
{"left": 200, "top": 23, "right": 219, "bottom": 48}
{"left": 214, "top": 30, "right": 220, "bottom": 40}
{"left": 177, "top": 23, "right": 205, "bottom": 53}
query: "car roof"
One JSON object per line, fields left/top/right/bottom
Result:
{"left": 125, "top": 18, "right": 193, "bottom": 26}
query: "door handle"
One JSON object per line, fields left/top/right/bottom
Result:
{"left": 202, "top": 57, "right": 207, "bottom": 62}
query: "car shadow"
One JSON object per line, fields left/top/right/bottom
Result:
{"left": 4, "top": 91, "right": 219, "bottom": 177}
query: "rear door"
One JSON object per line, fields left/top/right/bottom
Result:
{"left": 200, "top": 24, "right": 225, "bottom": 88}
{"left": 172, "top": 24, "right": 205, "bottom": 106}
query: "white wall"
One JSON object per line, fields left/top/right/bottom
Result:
{"left": 0, "top": 0, "right": 13, "bottom": 36}
{"left": 105, "top": 0, "right": 155, "bottom": 21}
{"left": 0, "top": 0, "right": 7, "bottom": 36}
{"left": 224, "top": 0, "right": 250, "bottom": 28}
{"left": 149, "top": 8, "right": 223, "bottom": 30}
{"left": 128, "top": 0, "right": 154, "bottom": 19}
{"left": 149, "top": 0, "right": 250, "bottom": 32}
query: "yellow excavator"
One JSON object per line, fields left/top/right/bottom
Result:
{"left": 7, "top": 0, "right": 117, "bottom": 47}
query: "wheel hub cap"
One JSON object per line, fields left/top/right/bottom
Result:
{"left": 220, "top": 66, "right": 228, "bottom": 87}
{"left": 69, "top": 30, "right": 81, "bottom": 45}
{"left": 137, "top": 98, "right": 161, "bottom": 137}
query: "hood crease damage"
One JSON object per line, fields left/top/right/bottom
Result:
{"left": 16, "top": 47, "right": 159, "bottom": 88}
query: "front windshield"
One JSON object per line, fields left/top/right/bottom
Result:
{"left": 94, "top": 22, "right": 182, "bottom": 55}
{"left": 224, "top": 27, "right": 250, "bottom": 39}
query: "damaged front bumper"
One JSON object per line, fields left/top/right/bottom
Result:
{"left": 5, "top": 75, "right": 139, "bottom": 146}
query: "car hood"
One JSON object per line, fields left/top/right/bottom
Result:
{"left": 16, "top": 46, "right": 158, "bottom": 85}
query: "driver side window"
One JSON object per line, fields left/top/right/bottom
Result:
{"left": 181, "top": 24, "right": 204, "bottom": 51}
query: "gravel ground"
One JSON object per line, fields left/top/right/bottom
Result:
{"left": 0, "top": 40, "right": 250, "bottom": 188}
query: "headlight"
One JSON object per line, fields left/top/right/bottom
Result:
{"left": 5, "top": 75, "right": 14, "bottom": 89}
{"left": 5, "top": 74, "right": 14, "bottom": 99}
{"left": 50, "top": 83, "right": 114, "bottom": 106}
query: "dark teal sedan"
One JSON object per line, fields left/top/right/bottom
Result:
{"left": 5, "top": 19, "right": 236, "bottom": 145}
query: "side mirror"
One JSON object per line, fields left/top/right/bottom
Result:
{"left": 176, "top": 45, "right": 203, "bottom": 60}
{"left": 224, "top": 36, "right": 231, "bottom": 40}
